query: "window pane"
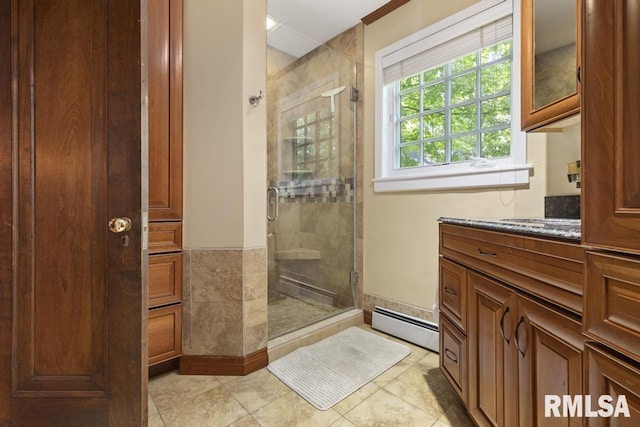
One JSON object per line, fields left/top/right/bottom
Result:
{"left": 318, "top": 142, "right": 330, "bottom": 158}
{"left": 319, "top": 120, "right": 331, "bottom": 139}
{"left": 400, "top": 117, "right": 420, "bottom": 142}
{"left": 400, "top": 74, "right": 420, "bottom": 91}
{"left": 451, "top": 53, "right": 476, "bottom": 74}
{"left": 401, "top": 90, "right": 420, "bottom": 117}
{"left": 423, "top": 66, "right": 445, "bottom": 84}
{"left": 423, "top": 112, "right": 445, "bottom": 139}
{"left": 481, "top": 40, "right": 512, "bottom": 63}
{"left": 481, "top": 95, "right": 510, "bottom": 128}
{"left": 451, "top": 135, "right": 477, "bottom": 162}
{"left": 451, "top": 104, "right": 477, "bottom": 134}
{"left": 400, "top": 144, "right": 421, "bottom": 167}
{"left": 423, "top": 140, "right": 446, "bottom": 164}
{"left": 481, "top": 61, "right": 511, "bottom": 96}
{"left": 423, "top": 82, "right": 445, "bottom": 111}
{"left": 481, "top": 128, "right": 511, "bottom": 158}
{"left": 451, "top": 71, "right": 476, "bottom": 104}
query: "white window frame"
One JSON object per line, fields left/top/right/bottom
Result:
{"left": 373, "top": 0, "right": 532, "bottom": 192}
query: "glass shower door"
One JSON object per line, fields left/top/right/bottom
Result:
{"left": 266, "top": 44, "right": 357, "bottom": 339}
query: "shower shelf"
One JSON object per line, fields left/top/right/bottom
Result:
{"left": 274, "top": 248, "right": 321, "bottom": 260}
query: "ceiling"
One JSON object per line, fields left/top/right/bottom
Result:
{"left": 267, "top": 0, "right": 389, "bottom": 58}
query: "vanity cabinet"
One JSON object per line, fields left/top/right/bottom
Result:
{"left": 520, "top": 0, "right": 581, "bottom": 131}
{"left": 439, "top": 223, "right": 585, "bottom": 427}
{"left": 147, "top": 0, "right": 183, "bottom": 367}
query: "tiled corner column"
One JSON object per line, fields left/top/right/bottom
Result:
{"left": 182, "top": 247, "right": 268, "bottom": 357}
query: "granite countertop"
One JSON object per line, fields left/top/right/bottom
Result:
{"left": 438, "top": 217, "right": 581, "bottom": 241}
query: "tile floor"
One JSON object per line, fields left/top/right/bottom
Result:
{"left": 148, "top": 325, "right": 474, "bottom": 427}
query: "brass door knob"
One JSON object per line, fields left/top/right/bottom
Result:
{"left": 108, "top": 217, "right": 132, "bottom": 233}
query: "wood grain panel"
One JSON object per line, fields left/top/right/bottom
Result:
{"left": 149, "top": 221, "right": 182, "bottom": 253}
{"left": 440, "top": 224, "right": 584, "bottom": 314}
{"left": 582, "top": 0, "right": 640, "bottom": 253}
{"left": 439, "top": 257, "right": 467, "bottom": 332}
{"left": 439, "top": 315, "right": 467, "bottom": 404}
{"left": 13, "top": 0, "right": 108, "bottom": 396}
{"left": 517, "top": 296, "right": 583, "bottom": 427}
{"left": 149, "top": 253, "right": 183, "bottom": 307}
{"left": 468, "top": 272, "right": 518, "bottom": 427}
{"left": 148, "top": 0, "right": 183, "bottom": 221}
{"left": 585, "top": 343, "right": 640, "bottom": 426}
{"left": 584, "top": 251, "right": 640, "bottom": 361}
{"left": 0, "top": 0, "right": 12, "bottom": 420}
{"left": 179, "top": 348, "right": 269, "bottom": 376}
{"left": 520, "top": 0, "right": 580, "bottom": 131}
{"left": 149, "top": 305, "right": 182, "bottom": 366}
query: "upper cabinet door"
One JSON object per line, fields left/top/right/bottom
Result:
{"left": 148, "top": 0, "right": 183, "bottom": 221}
{"left": 582, "top": 0, "right": 640, "bottom": 254}
{"left": 520, "top": 0, "right": 581, "bottom": 131}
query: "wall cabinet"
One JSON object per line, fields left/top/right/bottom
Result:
{"left": 439, "top": 223, "right": 585, "bottom": 427}
{"left": 520, "top": 0, "right": 581, "bottom": 131}
{"left": 147, "top": 0, "right": 183, "bottom": 367}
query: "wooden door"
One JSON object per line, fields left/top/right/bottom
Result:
{"left": 0, "top": 1, "right": 146, "bottom": 425}
{"left": 582, "top": 0, "right": 640, "bottom": 253}
{"left": 517, "top": 296, "right": 584, "bottom": 427}
{"left": 468, "top": 272, "right": 518, "bottom": 427}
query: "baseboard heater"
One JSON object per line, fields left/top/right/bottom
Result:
{"left": 372, "top": 306, "right": 439, "bottom": 353}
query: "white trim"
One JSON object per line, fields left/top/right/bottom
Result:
{"left": 373, "top": 163, "right": 532, "bottom": 192}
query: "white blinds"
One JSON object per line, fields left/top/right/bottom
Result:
{"left": 382, "top": 15, "right": 512, "bottom": 85}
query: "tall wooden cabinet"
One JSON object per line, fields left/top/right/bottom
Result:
{"left": 582, "top": 0, "right": 640, "bottom": 421}
{"left": 147, "top": 0, "right": 183, "bottom": 367}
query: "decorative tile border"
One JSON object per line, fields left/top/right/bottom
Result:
{"left": 271, "top": 177, "right": 355, "bottom": 203}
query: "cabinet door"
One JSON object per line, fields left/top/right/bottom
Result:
{"left": 585, "top": 343, "right": 640, "bottom": 426}
{"left": 517, "top": 296, "right": 584, "bottom": 427}
{"left": 148, "top": 0, "right": 183, "bottom": 221}
{"left": 520, "top": 0, "right": 580, "bottom": 131}
{"left": 582, "top": 0, "right": 640, "bottom": 253}
{"left": 468, "top": 272, "right": 518, "bottom": 427}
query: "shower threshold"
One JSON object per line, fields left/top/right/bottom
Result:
{"left": 267, "top": 308, "right": 363, "bottom": 362}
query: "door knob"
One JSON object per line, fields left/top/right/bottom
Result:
{"left": 109, "top": 217, "right": 132, "bottom": 233}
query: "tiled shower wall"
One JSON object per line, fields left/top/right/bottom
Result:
{"left": 267, "top": 25, "right": 364, "bottom": 310}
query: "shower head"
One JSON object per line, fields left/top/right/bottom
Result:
{"left": 321, "top": 85, "right": 346, "bottom": 113}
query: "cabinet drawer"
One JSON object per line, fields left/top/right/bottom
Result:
{"left": 439, "top": 257, "right": 467, "bottom": 332}
{"left": 149, "top": 222, "right": 182, "bottom": 254}
{"left": 149, "top": 253, "right": 182, "bottom": 308}
{"left": 440, "top": 223, "right": 584, "bottom": 315}
{"left": 440, "top": 315, "right": 467, "bottom": 405}
{"left": 585, "top": 251, "right": 640, "bottom": 360}
{"left": 149, "top": 305, "right": 182, "bottom": 366}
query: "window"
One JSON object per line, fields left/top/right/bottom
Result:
{"left": 374, "top": 0, "right": 531, "bottom": 192}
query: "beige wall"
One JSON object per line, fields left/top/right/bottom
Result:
{"left": 546, "top": 126, "right": 581, "bottom": 196}
{"left": 183, "top": 0, "right": 266, "bottom": 249}
{"left": 362, "top": 0, "right": 551, "bottom": 314}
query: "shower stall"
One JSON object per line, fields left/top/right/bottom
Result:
{"left": 266, "top": 30, "right": 360, "bottom": 339}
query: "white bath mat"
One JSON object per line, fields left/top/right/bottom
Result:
{"left": 267, "top": 326, "right": 411, "bottom": 410}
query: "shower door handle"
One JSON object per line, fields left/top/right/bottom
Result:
{"left": 267, "top": 187, "right": 279, "bottom": 221}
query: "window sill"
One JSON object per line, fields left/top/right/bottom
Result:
{"left": 373, "top": 163, "right": 533, "bottom": 192}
